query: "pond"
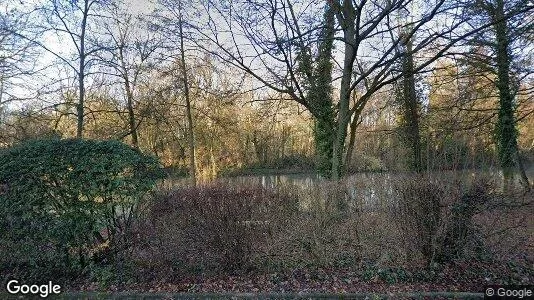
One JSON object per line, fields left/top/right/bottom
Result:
{"left": 159, "top": 166, "right": 533, "bottom": 210}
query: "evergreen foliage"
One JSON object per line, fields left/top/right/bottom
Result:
{"left": 0, "top": 138, "right": 165, "bottom": 279}
{"left": 296, "top": 4, "right": 336, "bottom": 178}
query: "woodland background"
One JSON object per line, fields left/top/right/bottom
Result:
{"left": 0, "top": 0, "right": 533, "bottom": 294}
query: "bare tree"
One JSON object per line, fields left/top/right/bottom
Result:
{"left": 23, "top": 0, "right": 112, "bottom": 138}
{"left": 0, "top": 4, "right": 39, "bottom": 127}
{"left": 156, "top": 0, "right": 198, "bottom": 184}
{"left": 99, "top": 4, "right": 161, "bottom": 148}
{"left": 188, "top": 0, "right": 517, "bottom": 179}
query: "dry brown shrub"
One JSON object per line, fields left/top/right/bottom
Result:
{"left": 128, "top": 173, "right": 504, "bottom": 280}
{"left": 132, "top": 184, "right": 297, "bottom": 277}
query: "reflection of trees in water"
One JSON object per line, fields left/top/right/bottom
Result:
{"left": 159, "top": 170, "right": 515, "bottom": 211}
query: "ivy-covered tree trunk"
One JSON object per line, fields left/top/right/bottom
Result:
{"left": 308, "top": 4, "right": 336, "bottom": 178}
{"left": 492, "top": 0, "right": 529, "bottom": 189}
{"left": 400, "top": 36, "right": 423, "bottom": 172}
{"left": 314, "top": 113, "right": 335, "bottom": 178}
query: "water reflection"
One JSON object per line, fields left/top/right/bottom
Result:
{"left": 159, "top": 167, "right": 532, "bottom": 209}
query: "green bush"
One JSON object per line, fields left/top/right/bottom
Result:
{"left": 0, "top": 138, "right": 165, "bottom": 279}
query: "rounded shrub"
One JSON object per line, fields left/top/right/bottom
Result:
{"left": 0, "top": 138, "right": 165, "bottom": 280}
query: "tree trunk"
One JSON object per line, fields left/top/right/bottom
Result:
{"left": 314, "top": 116, "right": 335, "bottom": 177}
{"left": 0, "top": 75, "right": 4, "bottom": 125}
{"left": 401, "top": 36, "right": 422, "bottom": 172}
{"left": 344, "top": 90, "right": 368, "bottom": 172}
{"left": 118, "top": 45, "right": 139, "bottom": 149}
{"left": 76, "top": 0, "right": 89, "bottom": 139}
{"left": 332, "top": 1, "right": 356, "bottom": 180}
{"left": 307, "top": 4, "right": 335, "bottom": 178}
{"left": 77, "top": 56, "right": 85, "bottom": 138}
{"left": 516, "top": 148, "right": 531, "bottom": 191}
{"left": 125, "top": 80, "right": 138, "bottom": 149}
{"left": 493, "top": 0, "right": 529, "bottom": 189}
{"left": 178, "top": 2, "right": 196, "bottom": 185}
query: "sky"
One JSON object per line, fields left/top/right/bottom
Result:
{"left": 3, "top": 0, "right": 532, "bottom": 113}
{"left": 1, "top": 0, "right": 157, "bottom": 110}
{"left": 124, "top": 0, "right": 155, "bottom": 16}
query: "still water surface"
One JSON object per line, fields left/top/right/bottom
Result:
{"left": 160, "top": 167, "right": 533, "bottom": 209}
